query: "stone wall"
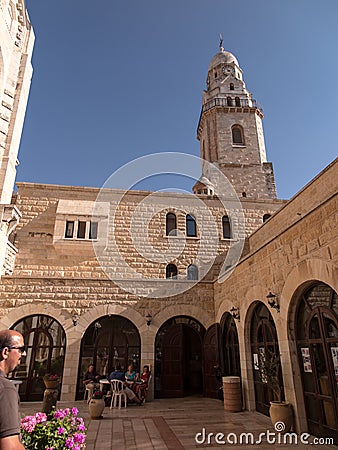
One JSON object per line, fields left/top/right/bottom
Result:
{"left": 215, "top": 158, "right": 338, "bottom": 433}
{"left": 0, "top": 0, "right": 34, "bottom": 204}
{"left": 11, "top": 182, "right": 284, "bottom": 281}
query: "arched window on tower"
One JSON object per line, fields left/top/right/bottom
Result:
{"left": 187, "top": 264, "right": 199, "bottom": 280}
{"left": 222, "top": 215, "right": 232, "bottom": 239}
{"left": 235, "top": 97, "right": 241, "bottom": 107}
{"left": 232, "top": 125, "right": 244, "bottom": 145}
{"left": 227, "top": 97, "right": 233, "bottom": 106}
{"left": 166, "top": 264, "right": 178, "bottom": 279}
{"left": 186, "top": 214, "right": 197, "bottom": 237}
{"left": 230, "top": 83, "right": 234, "bottom": 91}
{"left": 166, "top": 213, "right": 177, "bottom": 236}
{"left": 263, "top": 213, "right": 271, "bottom": 223}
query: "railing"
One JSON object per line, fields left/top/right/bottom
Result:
{"left": 197, "top": 97, "right": 263, "bottom": 135}
{"left": 202, "top": 97, "right": 263, "bottom": 114}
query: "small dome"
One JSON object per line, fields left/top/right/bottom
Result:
{"left": 193, "top": 176, "right": 215, "bottom": 195}
{"left": 208, "top": 49, "right": 239, "bottom": 72}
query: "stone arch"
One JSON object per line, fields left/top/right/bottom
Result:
{"left": 155, "top": 304, "right": 213, "bottom": 331}
{"left": 8, "top": 309, "right": 67, "bottom": 401}
{"left": 0, "top": 303, "right": 67, "bottom": 330}
{"left": 282, "top": 259, "right": 338, "bottom": 433}
{"left": 75, "top": 303, "right": 146, "bottom": 338}
{"left": 283, "top": 259, "right": 337, "bottom": 312}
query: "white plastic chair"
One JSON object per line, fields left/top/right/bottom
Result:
{"left": 83, "top": 384, "right": 93, "bottom": 403}
{"left": 110, "top": 379, "right": 127, "bottom": 409}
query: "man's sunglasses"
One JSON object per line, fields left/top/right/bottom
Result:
{"left": 0, "top": 346, "right": 26, "bottom": 354}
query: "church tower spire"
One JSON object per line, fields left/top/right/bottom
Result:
{"left": 196, "top": 46, "right": 277, "bottom": 199}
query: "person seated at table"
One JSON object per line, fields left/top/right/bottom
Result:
{"left": 108, "top": 364, "right": 143, "bottom": 405}
{"left": 125, "top": 364, "right": 137, "bottom": 386}
{"left": 133, "top": 365, "right": 151, "bottom": 401}
{"left": 83, "top": 364, "right": 100, "bottom": 400}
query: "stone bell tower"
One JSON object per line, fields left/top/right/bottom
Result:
{"left": 196, "top": 42, "right": 276, "bottom": 199}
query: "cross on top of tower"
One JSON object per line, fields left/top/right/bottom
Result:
{"left": 219, "top": 33, "right": 224, "bottom": 52}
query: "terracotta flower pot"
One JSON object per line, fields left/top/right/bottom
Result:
{"left": 269, "top": 401, "right": 293, "bottom": 433}
{"left": 88, "top": 398, "right": 105, "bottom": 419}
{"left": 43, "top": 378, "right": 60, "bottom": 389}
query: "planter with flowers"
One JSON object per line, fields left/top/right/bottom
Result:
{"left": 43, "top": 374, "right": 60, "bottom": 390}
{"left": 21, "top": 407, "right": 86, "bottom": 450}
{"left": 88, "top": 390, "right": 105, "bottom": 419}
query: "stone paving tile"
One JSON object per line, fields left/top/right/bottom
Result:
{"left": 19, "top": 398, "right": 337, "bottom": 450}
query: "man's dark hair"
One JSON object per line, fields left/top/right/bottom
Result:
{"left": 115, "top": 364, "right": 122, "bottom": 371}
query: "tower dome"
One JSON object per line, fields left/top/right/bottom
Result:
{"left": 208, "top": 49, "right": 239, "bottom": 72}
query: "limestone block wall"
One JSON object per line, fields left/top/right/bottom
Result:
{"left": 12, "top": 183, "right": 284, "bottom": 281}
{"left": 214, "top": 158, "right": 338, "bottom": 433}
{"left": 249, "top": 157, "right": 338, "bottom": 252}
{"left": 0, "top": 0, "right": 34, "bottom": 204}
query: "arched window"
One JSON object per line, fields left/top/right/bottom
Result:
{"left": 235, "top": 97, "right": 241, "bottom": 107}
{"left": 12, "top": 315, "right": 66, "bottom": 401}
{"left": 166, "top": 264, "right": 177, "bottom": 279}
{"left": 263, "top": 214, "right": 271, "bottom": 223}
{"left": 222, "top": 215, "right": 232, "bottom": 239}
{"left": 232, "top": 125, "right": 244, "bottom": 145}
{"left": 227, "top": 97, "right": 233, "bottom": 106}
{"left": 166, "top": 213, "right": 177, "bottom": 236}
{"left": 187, "top": 264, "right": 198, "bottom": 280}
{"left": 230, "top": 83, "right": 234, "bottom": 91}
{"left": 186, "top": 214, "right": 197, "bottom": 237}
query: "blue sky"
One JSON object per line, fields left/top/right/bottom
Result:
{"left": 19, "top": 0, "right": 338, "bottom": 199}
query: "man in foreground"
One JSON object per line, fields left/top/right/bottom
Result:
{"left": 0, "top": 329, "right": 26, "bottom": 450}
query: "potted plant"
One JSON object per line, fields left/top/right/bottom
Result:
{"left": 43, "top": 374, "right": 60, "bottom": 389}
{"left": 20, "top": 407, "right": 86, "bottom": 449}
{"left": 257, "top": 348, "right": 293, "bottom": 432}
{"left": 88, "top": 390, "right": 105, "bottom": 419}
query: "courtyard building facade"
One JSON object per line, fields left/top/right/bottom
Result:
{"left": 0, "top": 4, "right": 337, "bottom": 444}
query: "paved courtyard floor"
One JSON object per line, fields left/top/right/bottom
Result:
{"left": 20, "top": 397, "right": 337, "bottom": 449}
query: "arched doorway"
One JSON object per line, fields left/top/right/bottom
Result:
{"left": 77, "top": 315, "right": 140, "bottom": 399}
{"left": 12, "top": 315, "right": 66, "bottom": 401}
{"left": 296, "top": 283, "right": 338, "bottom": 443}
{"left": 250, "top": 302, "right": 283, "bottom": 415}
{"left": 221, "top": 313, "right": 241, "bottom": 376}
{"left": 155, "top": 316, "right": 205, "bottom": 398}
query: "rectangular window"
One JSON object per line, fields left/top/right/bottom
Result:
{"left": 65, "top": 221, "right": 74, "bottom": 238}
{"left": 89, "top": 221, "right": 98, "bottom": 239}
{"left": 77, "top": 221, "right": 86, "bottom": 239}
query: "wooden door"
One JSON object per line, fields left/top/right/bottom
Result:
{"left": 161, "top": 324, "right": 184, "bottom": 397}
{"left": 298, "top": 305, "right": 338, "bottom": 443}
{"left": 203, "top": 323, "right": 221, "bottom": 398}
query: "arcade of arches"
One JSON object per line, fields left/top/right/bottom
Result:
{"left": 9, "top": 282, "right": 338, "bottom": 443}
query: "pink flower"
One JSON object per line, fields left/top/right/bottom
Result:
{"left": 65, "top": 437, "right": 74, "bottom": 448}
{"left": 74, "top": 432, "right": 86, "bottom": 444}
{"left": 21, "top": 416, "right": 37, "bottom": 433}
{"left": 34, "top": 412, "right": 47, "bottom": 423}
{"left": 71, "top": 407, "right": 79, "bottom": 416}
{"left": 54, "top": 410, "right": 65, "bottom": 419}
{"left": 57, "top": 427, "right": 65, "bottom": 435}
